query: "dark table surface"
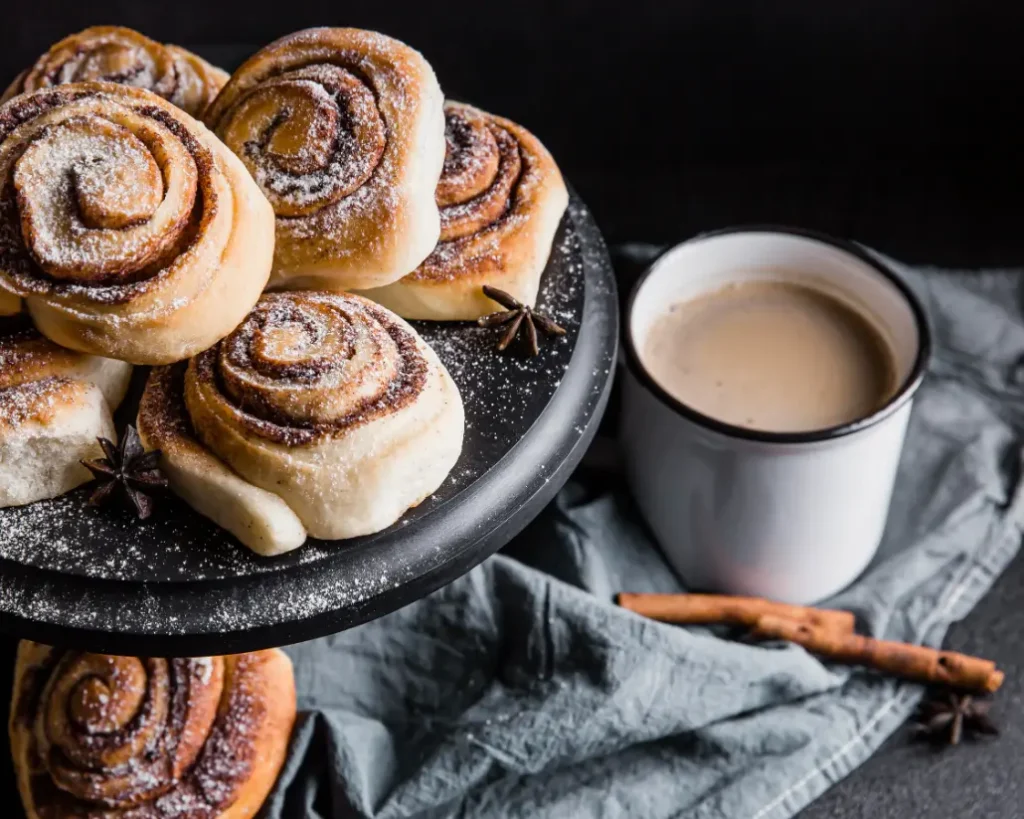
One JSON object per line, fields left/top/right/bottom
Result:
{"left": 2, "top": 5, "right": 1024, "bottom": 815}
{"left": 1, "top": 524, "right": 1021, "bottom": 818}
{"left": 600, "top": 243, "right": 1024, "bottom": 818}
{"left": 607, "top": 242, "right": 1024, "bottom": 818}
{"left": 797, "top": 554, "right": 1024, "bottom": 819}
{"left": 1, "top": 248, "right": 1021, "bottom": 816}
{"left": 2, "top": 224, "right": 1023, "bottom": 819}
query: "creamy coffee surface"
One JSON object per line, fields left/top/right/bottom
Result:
{"left": 640, "top": 281, "right": 897, "bottom": 432}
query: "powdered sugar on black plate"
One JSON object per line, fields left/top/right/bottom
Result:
{"left": 0, "top": 197, "right": 617, "bottom": 647}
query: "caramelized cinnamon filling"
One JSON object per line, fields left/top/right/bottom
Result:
{"left": 436, "top": 106, "right": 522, "bottom": 242}
{"left": 8, "top": 28, "right": 202, "bottom": 111}
{"left": 216, "top": 63, "right": 386, "bottom": 218}
{"left": 187, "top": 292, "right": 428, "bottom": 446}
{"left": 436, "top": 110, "right": 500, "bottom": 205}
{"left": 19, "top": 649, "right": 260, "bottom": 817}
{"left": 0, "top": 313, "right": 91, "bottom": 400}
{"left": 0, "top": 88, "right": 217, "bottom": 302}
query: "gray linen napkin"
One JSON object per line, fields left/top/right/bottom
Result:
{"left": 265, "top": 258, "right": 1024, "bottom": 819}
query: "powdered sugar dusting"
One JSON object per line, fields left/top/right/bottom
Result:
{"left": 0, "top": 199, "right": 616, "bottom": 641}
{"left": 16, "top": 650, "right": 278, "bottom": 817}
{"left": 14, "top": 124, "right": 164, "bottom": 273}
{"left": 193, "top": 657, "right": 214, "bottom": 685}
{"left": 243, "top": 70, "right": 385, "bottom": 214}
{"left": 0, "top": 376, "right": 83, "bottom": 428}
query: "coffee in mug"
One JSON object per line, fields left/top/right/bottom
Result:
{"left": 640, "top": 281, "right": 898, "bottom": 433}
{"left": 621, "top": 228, "right": 930, "bottom": 603}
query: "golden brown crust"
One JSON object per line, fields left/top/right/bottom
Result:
{"left": 3, "top": 27, "right": 228, "bottom": 118}
{"left": 9, "top": 642, "right": 296, "bottom": 819}
{"left": 433, "top": 107, "right": 521, "bottom": 243}
{"left": 187, "top": 292, "right": 428, "bottom": 446}
{"left": 0, "top": 287, "right": 20, "bottom": 315}
{"left": 137, "top": 361, "right": 309, "bottom": 556}
{"left": 0, "top": 376, "right": 89, "bottom": 434}
{"left": 0, "top": 82, "right": 275, "bottom": 365}
{"left": 357, "top": 102, "right": 569, "bottom": 320}
{"left": 0, "top": 312, "right": 131, "bottom": 430}
{"left": 204, "top": 27, "right": 446, "bottom": 291}
{"left": 0, "top": 313, "right": 86, "bottom": 388}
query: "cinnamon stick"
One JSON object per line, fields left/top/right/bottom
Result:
{"left": 617, "top": 593, "right": 855, "bottom": 634}
{"left": 753, "top": 614, "right": 1004, "bottom": 693}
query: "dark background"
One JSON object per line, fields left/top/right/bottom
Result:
{"left": 3, "top": 3, "right": 1024, "bottom": 817}
{"left": 4, "top": 1, "right": 1024, "bottom": 266}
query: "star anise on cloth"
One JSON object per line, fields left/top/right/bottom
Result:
{"left": 81, "top": 425, "right": 167, "bottom": 520}
{"left": 912, "top": 691, "right": 999, "bottom": 746}
{"left": 478, "top": 285, "right": 566, "bottom": 356}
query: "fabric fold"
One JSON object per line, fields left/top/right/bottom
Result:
{"left": 268, "top": 257, "right": 1024, "bottom": 819}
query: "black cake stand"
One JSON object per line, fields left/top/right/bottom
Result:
{"left": 0, "top": 196, "right": 618, "bottom": 656}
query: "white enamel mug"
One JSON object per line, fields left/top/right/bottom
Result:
{"left": 621, "top": 228, "right": 931, "bottom": 604}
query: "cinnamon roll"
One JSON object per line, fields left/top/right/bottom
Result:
{"left": 0, "top": 287, "right": 18, "bottom": 316}
{"left": 9, "top": 641, "right": 296, "bottom": 819}
{"left": 358, "top": 102, "right": 569, "bottom": 320}
{"left": 3, "top": 26, "right": 229, "bottom": 118}
{"left": 204, "top": 27, "right": 446, "bottom": 292}
{"left": 0, "top": 82, "right": 275, "bottom": 365}
{"left": 0, "top": 312, "right": 132, "bottom": 508}
{"left": 137, "top": 291, "right": 464, "bottom": 556}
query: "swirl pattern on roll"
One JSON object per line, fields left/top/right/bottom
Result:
{"left": 204, "top": 27, "right": 446, "bottom": 291}
{"left": 193, "top": 291, "right": 428, "bottom": 445}
{"left": 3, "top": 26, "right": 229, "bottom": 118}
{"left": 138, "top": 291, "right": 464, "bottom": 556}
{"left": 0, "top": 82, "right": 275, "bottom": 364}
{"left": 358, "top": 102, "right": 569, "bottom": 321}
{"left": 435, "top": 105, "right": 522, "bottom": 242}
{"left": 9, "top": 642, "right": 296, "bottom": 819}
{"left": 0, "top": 312, "right": 131, "bottom": 508}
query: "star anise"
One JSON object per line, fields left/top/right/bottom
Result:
{"left": 81, "top": 425, "right": 167, "bottom": 520}
{"left": 477, "top": 285, "right": 566, "bottom": 356}
{"left": 912, "top": 691, "right": 998, "bottom": 746}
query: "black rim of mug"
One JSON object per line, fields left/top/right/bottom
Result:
{"left": 622, "top": 225, "right": 933, "bottom": 445}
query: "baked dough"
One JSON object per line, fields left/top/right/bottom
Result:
{"left": 358, "top": 101, "right": 568, "bottom": 320}
{"left": 138, "top": 291, "right": 465, "bottom": 555}
{"left": 0, "top": 82, "right": 275, "bottom": 365}
{"left": 10, "top": 642, "right": 296, "bottom": 819}
{"left": 3, "top": 26, "right": 228, "bottom": 117}
{"left": 205, "top": 27, "right": 446, "bottom": 291}
{"left": 0, "top": 313, "right": 131, "bottom": 507}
